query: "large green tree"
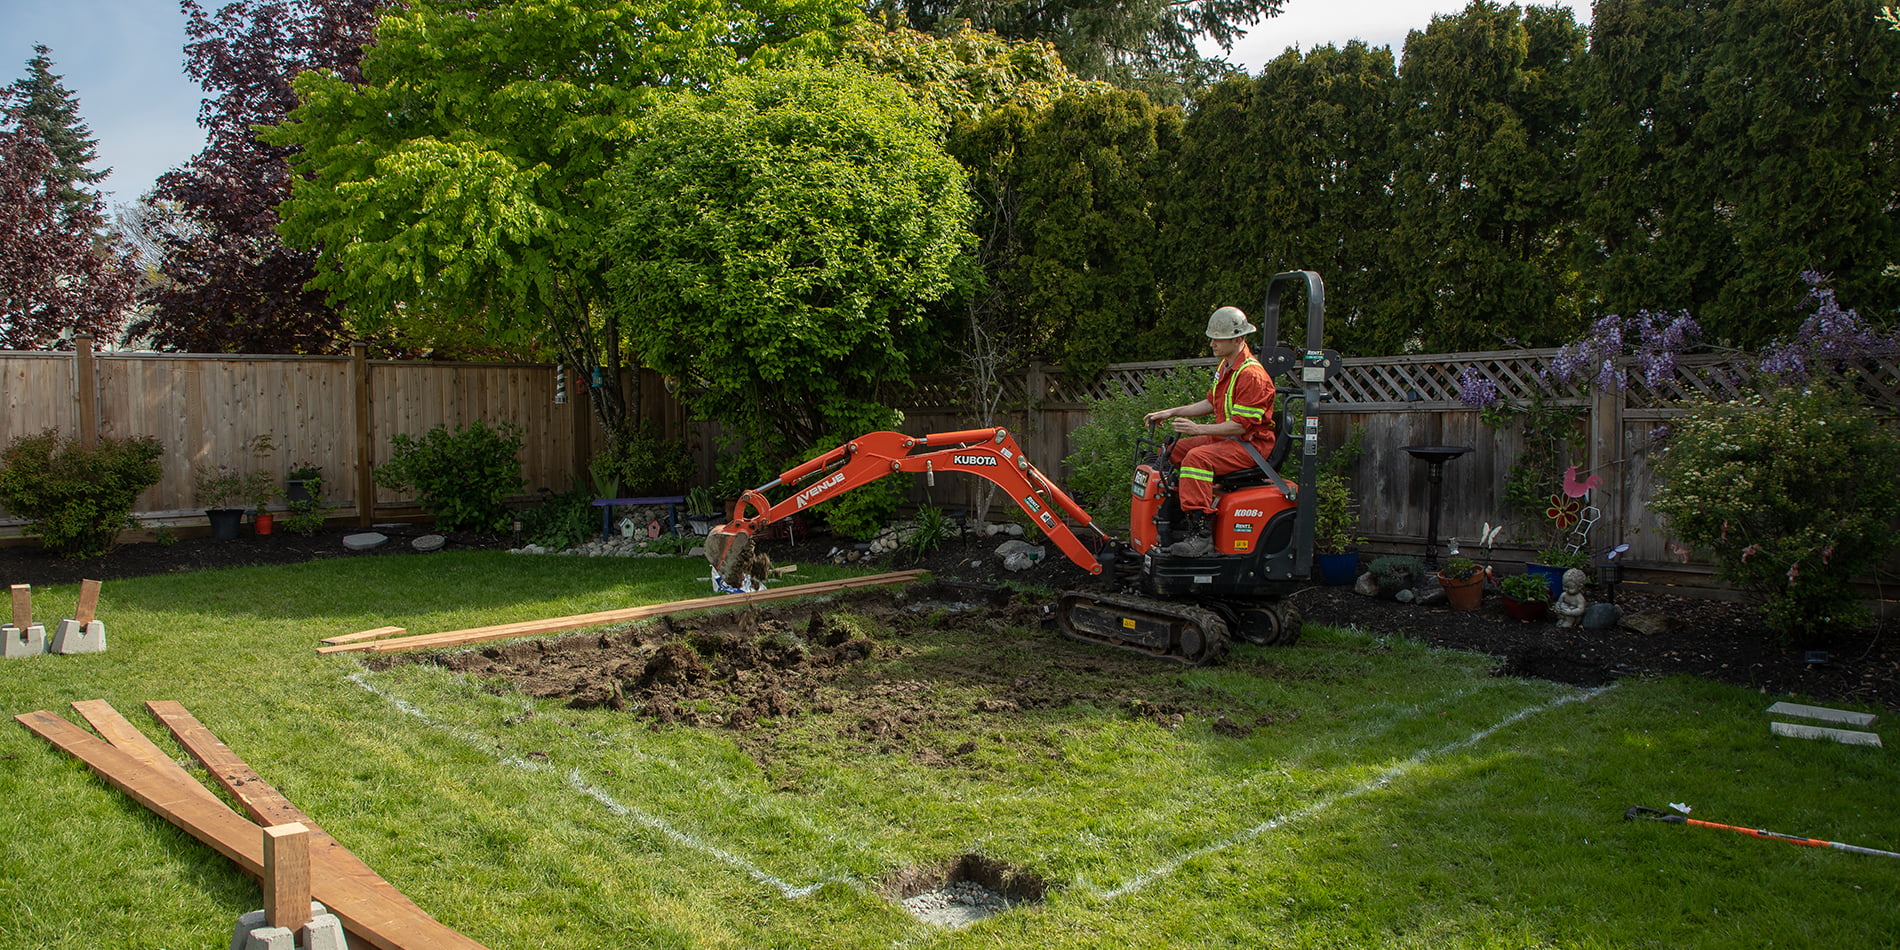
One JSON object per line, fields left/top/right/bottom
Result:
{"left": 1389, "top": 0, "right": 1588, "bottom": 352}
{"left": 868, "top": 0, "right": 1283, "bottom": 97}
{"left": 1162, "top": 41, "right": 1401, "bottom": 357}
{"left": 606, "top": 63, "right": 972, "bottom": 471}
{"left": 1577, "top": 0, "right": 1900, "bottom": 346}
{"left": 268, "top": 0, "right": 855, "bottom": 436}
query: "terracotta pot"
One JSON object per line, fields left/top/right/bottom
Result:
{"left": 1501, "top": 593, "right": 1548, "bottom": 622}
{"left": 1438, "top": 572, "right": 1483, "bottom": 611}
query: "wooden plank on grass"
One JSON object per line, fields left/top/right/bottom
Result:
{"left": 10, "top": 584, "right": 28, "bottom": 628}
{"left": 320, "top": 569, "right": 928, "bottom": 655}
{"left": 1771, "top": 721, "right": 1884, "bottom": 747}
{"left": 1766, "top": 701, "right": 1877, "bottom": 727}
{"left": 265, "top": 823, "right": 313, "bottom": 935}
{"left": 70, "top": 700, "right": 226, "bottom": 810}
{"left": 16, "top": 709, "right": 490, "bottom": 950}
{"left": 145, "top": 701, "right": 429, "bottom": 918}
{"left": 320, "top": 626, "right": 407, "bottom": 646}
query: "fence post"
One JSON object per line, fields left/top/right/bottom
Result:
{"left": 353, "top": 342, "right": 374, "bottom": 527}
{"left": 74, "top": 334, "right": 96, "bottom": 448}
{"left": 1025, "top": 361, "right": 1047, "bottom": 471}
{"left": 1590, "top": 372, "right": 1625, "bottom": 556}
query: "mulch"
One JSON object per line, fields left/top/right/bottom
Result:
{"left": 4, "top": 525, "right": 1895, "bottom": 712}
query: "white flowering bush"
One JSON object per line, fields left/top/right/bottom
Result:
{"left": 1650, "top": 385, "right": 1900, "bottom": 638}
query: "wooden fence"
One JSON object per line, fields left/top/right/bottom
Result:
{"left": 4, "top": 337, "right": 1896, "bottom": 599}
{"left": 0, "top": 337, "right": 686, "bottom": 534}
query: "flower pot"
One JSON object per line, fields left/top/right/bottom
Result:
{"left": 205, "top": 508, "right": 243, "bottom": 541}
{"left": 1501, "top": 594, "right": 1548, "bottom": 622}
{"left": 1437, "top": 572, "right": 1483, "bottom": 611}
{"left": 254, "top": 511, "right": 274, "bottom": 536}
{"left": 1525, "top": 563, "right": 1567, "bottom": 601}
{"left": 286, "top": 479, "right": 315, "bottom": 505}
{"left": 1317, "top": 551, "right": 1360, "bottom": 586}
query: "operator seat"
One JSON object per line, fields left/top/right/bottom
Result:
{"left": 1210, "top": 408, "right": 1294, "bottom": 492}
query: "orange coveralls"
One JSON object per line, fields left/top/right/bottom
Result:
{"left": 1168, "top": 341, "right": 1277, "bottom": 513}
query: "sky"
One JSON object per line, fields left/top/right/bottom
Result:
{"left": 1, "top": 0, "right": 1593, "bottom": 212}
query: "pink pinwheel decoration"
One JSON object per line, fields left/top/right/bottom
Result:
{"left": 1562, "top": 465, "right": 1603, "bottom": 499}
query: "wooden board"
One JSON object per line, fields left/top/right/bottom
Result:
{"left": 69, "top": 700, "right": 226, "bottom": 811}
{"left": 16, "top": 707, "right": 489, "bottom": 950}
{"left": 144, "top": 701, "right": 430, "bottom": 920}
{"left": 319, "top": 569, "right": 928, "bottom": 655}
{"left": 320, "top": 626, "right": 406, "bottom": 647}
{"left": 10, "top": 584, "right": 28, "bottom": 628}
{"left": 75, "top": 579, "right": 100, "bottom": 625}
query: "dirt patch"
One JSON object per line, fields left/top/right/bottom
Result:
{"left": 884, "top": 854, "right": 1047, "bottom": 928}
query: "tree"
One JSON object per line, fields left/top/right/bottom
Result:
{"left": 955, "top": 88, "right": 1181, "bottom": 378}
{"left": 0, "top": 89, "right": 138, "bottom": 349}
{"left": 1162, "top": 42, "right": 1402, "bottom": 357}
{"left": 1577, "top": 0, "right": 1900, "bottom": 347}
{"left": 869, "top": 0, "right": 1284, "bottom": 98}
{"left": 1389, "top": 1, "right": 1588, "bottom": 352}
{"left": 6, "top": 45, "right": 108, "bottom": 227}
{"left": 606, "top": 63, "right": 972, "bottom": 472}
{"left": 268, "top": 0, "right": 856, "bottom": 437}
{"left": 129, "top": 0, "right": 386, "bottom": 355}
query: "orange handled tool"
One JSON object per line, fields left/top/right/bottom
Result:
{"left": 1625, "top": 806, "right": 1900, "bottom": 859}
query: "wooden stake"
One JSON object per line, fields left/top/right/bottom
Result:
{"left": 75, "top": 580, "right": 100, "bottom": 625}
{"left": 319, "top": 625, "right": 406, "bottom": 647}
{"left": 264, "top": 823, "right": 313, "bottom": 937}
{"left": 10, "top": 585, "right": 28, "bottom": 629}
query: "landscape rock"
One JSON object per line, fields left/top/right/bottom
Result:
{"left": 342, "top": 532, "right": 387, "bottom": 552}
{"left": 412, "top": 534, "right": 445, "bottom": 553}
{"left": 1582, "top": 602, "right": 1621, "bottom": 630}
{"left": 1352, "top": 573, "right": 1382, "bottom": 597}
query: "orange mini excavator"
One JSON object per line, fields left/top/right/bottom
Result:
{"left": 705, "top": 271, "right": 1340, "bottom": 665}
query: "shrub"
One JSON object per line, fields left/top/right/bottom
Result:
{"left": 280, "top": 475, "right": 329, "bottom": 536}
{"left": 1368, "top": 555, "right": 1426, "bottom": 592}
{"left": 374, "top": 421, "right": 524, "bottom": 533}
{"left": 1064, "top": 368, "right": 1214, "bottom": 519}
{"left": 1313, "top": 472, "right": 1361, "bottom": 554}
{"left": 1650, "top": 384, "right": 1900, "bottom": 639}
{"left": 588, "top": 422, "right": 694, "bottom": 497}
{"left": 519, "top": 488, "right": 597, "bottom": 551}
{"left": 0, "top": 430, "right": 163, "bottom": 558}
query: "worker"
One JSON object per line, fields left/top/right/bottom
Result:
{"left": 1142, "top": 306, "right": 1277, "bottom": 553}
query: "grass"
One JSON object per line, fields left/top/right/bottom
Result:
{"left": 1, "top": 551, "right": 1895, "bottom": 949}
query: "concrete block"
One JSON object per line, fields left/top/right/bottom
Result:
{"left": 2, "top": 623, "right": 45, "bottom": 658}
{"left": 1771, "top": 721, "right": 1883, "bottom": 747}
{"left": 231, "top": 902, "right": 345, "bottom": 950}
{"left": 50, "top": 619, "right": 106, "bottom": 654}
{"left": 342, "top": 532, "right": 387, "bottom": 552}
{"left": 1766, "top": 701, "right": 1876, "bottom": 727}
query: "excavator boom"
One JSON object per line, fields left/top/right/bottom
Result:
{"left": 705, "top": 428, "right": 1108, "bottom": 579}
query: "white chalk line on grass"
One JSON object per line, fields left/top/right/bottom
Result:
{"left": 350, "top": 671, "right": 837, "bottom": 900}
{"left": 1088, "top": 683, "right": 1619, "bottom": 900}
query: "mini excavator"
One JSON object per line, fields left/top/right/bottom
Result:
{"left": 704, "top": 271, "right": 1340, "bottom": 665}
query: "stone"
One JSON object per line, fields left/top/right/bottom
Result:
{"left": 1620, "top": 611, "right": 1672, "bottom": 636}
{"left": 50, "top": 619, "right": 106, "bottom": 654}
{"left": 1581, "top": 603, "right": 1621, "bottom": 630}
{"left": 1352, "top": 573, "right": 1381, "bottom": 597}
{"left": 1412, "top": 586, "right": 1442, "bottom": 606}
{"left": 342, "top": 532, "right": 387, "bottom": 552}
{"left": 1394, "top": 588, "right": 1416, "bottom": 604}
{"left": 411, "top": 534, "right": 445, "bottom": 553}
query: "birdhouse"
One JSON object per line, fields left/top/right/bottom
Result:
{"left": 618, "top": 515, "right": 639, "bottom": 538}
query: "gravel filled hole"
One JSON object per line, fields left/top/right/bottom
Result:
{"left": 884, "top": 854, "right": 1047, "bottom": 928}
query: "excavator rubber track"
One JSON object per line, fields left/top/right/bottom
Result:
{"left": 1055, "top": 590, "right": 1230, "bottom": 666}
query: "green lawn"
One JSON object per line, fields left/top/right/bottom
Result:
{"left": 1, "top": 552, "right": 1894, "bottom": 949}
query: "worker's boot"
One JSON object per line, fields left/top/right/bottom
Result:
{"left": 1168, "top": 511, "right": 1216, "bottom": 557}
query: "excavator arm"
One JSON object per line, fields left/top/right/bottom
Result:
{"left": 704, "top": 428, "right": 1109, "bottom": 579}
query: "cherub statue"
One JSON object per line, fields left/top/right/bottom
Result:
{"left": 1552, "top": 567, "right": 1587, "bottom": 628}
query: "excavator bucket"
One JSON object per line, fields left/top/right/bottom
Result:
{"left": 704, "top": 523, "right": 754, "bottom": 579}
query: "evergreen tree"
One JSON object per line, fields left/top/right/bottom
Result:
{"left": 870, "top": 0, "right": 1284, "bottom": 99}
{"left": 1162, "top": 42, "right": 1401, "bottom": 357}
{"left": 1390, "top": 1, "right": 1587, "bottom": 352}
{"left": 5, "top": 45, "right": 107, "bottom": 227}
{"left": 1578, "top": 0, "right": 1900, "bottom": 346}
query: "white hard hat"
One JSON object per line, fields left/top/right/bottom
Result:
{"left": 1205, "top": 306, "right": 1256, "bottom": 340}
